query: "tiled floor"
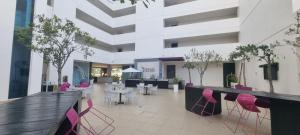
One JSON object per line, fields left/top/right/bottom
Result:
{"left": 82, "top": 84, "right": 271, "bottom": 135}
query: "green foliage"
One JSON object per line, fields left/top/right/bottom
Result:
{"left": 252, "top": 44, "right": 278, "bottom": 64}
{"left": 112, "top": 75, "right": 120, "bottom": 82}
{"left": 140, "top": 78, "right": 144, "bottom": 83}
{"left": 229, "top": 44, "right": 257, "bottom": 62}
{"left": 226, "top": 73, "right": 238, "bottom": 83}
{"left": 229, "top": 44, "right": 257, "bottom": 85}
{"left": 173, "top": 77, "right": 180, "bottom": 84}
{"left": 15, "top": 15, "right": 96, "bottom": 85}
{"left": 252, "top": 43, "right": 278, "bottom": 93}
{"left": 189, "top": 48, "right": 223, "bottom": 86}
{"left": 183, "top": 55, "right": 195, "bottom": 70}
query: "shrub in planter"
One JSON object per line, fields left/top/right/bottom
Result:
{"left": 173, "top": 78, "right": 179, "bottom": 92}
{"left": 226, "top": 73, "right": 238, "bottom": 88}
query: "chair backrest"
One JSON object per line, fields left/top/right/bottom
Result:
{"left": 147, "top": 84, "right": 153, "bottom": 87}
{"left": 237, "top": 94, "right": 260, "bottom": 112}
{"left": 66, "top": 108, "right": 79, "bottom": 128}
{"left": 59, "top": 82, "right": 70, "bottom": 92}
{"left": 79, "top": 82, "right": 89, "bottom": 87}
{"left": 202, "top": 88, "right": 214, "bottom": 101}
{"left": 139, "top": 83, "right": 145, "bottom": 87}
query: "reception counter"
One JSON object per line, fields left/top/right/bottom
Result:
{"left": 185, "top": 86, "right": 300, "bottom": 135}
{"left": 125, "top": 79, "right": 169, "bottom": 89}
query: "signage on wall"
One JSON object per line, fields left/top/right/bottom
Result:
{"left": 137, "top": 61, "right": 160, "bottom": 79}
{"left": 141, "top": 67, "right": 155, "bottom": 73}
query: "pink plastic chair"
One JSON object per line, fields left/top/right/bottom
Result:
{"left": 79, "top": 82, "right": 89, "bottom": 88}
{"left": 65, "top": 108, "right": 95, "bottom": 135}
{"left": 191, "top": 88, "right": 217, "bottom": 116}
{"left": 79, "top": 99, "right": 115, "bottom": 135}
{"left": 60, "top": 82, "right": 70, "bottom": 92}
{"left": 233, "top": 94, "right": 260, "bottom": 134}
{"left": 224, "top": 85, "right": 253, "bottom": 118}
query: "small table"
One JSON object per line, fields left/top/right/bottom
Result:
{"left": 113, "top": 89, "right": 130, "bottom": 104}
{"left": 143, "top": 85, "right": 152, "bottom": 95}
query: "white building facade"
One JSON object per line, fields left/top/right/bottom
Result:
{"left": 0, "top": 0, "right": 300, "bottom": 100}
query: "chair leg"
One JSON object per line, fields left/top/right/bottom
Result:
{"left": 201, "top": 101, "right": 209, "bottom": 116}
{"left": 191, "top": 96, "right": 203, "bottom": 112}
{"left": 259, "top": 108, "right": 269, "bottom": 124}
{"left": 255, "top": 113, "right": 259, "bottom": 135}
{"left": 212, "top": 103, "right": 216, "bottom": 116}
{"left": 233, "top": 109, "right": 245, "bottom": 133}
{"left": 225, "top": 101, "right": 230, "bottom": 114}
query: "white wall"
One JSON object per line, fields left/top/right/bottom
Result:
{"left": 163, "top": 61, "right": 224, "bottom": 87}
{"left": 0, "top": 0, "right": 17, "bottom": 100}
{"left": 293, "top": 0, "right": 300, "bottom": 12}
{"left": 240, "top": 0, "right": 300, "bottom": 94}
{"left": 137, "top": 61, "right": 160, "bottom": 79}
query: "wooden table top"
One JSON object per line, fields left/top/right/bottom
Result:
{"left": 0, "top": 91, "right": 82, "bottom": 135}
{"left": 191, "top": 86, "right": 300, "bottom": 102}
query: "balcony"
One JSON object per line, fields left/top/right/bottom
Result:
{"left": 164, "top": 18, "right": 240, "bottom": 40}
{"left": 164, "top": 0, "right": 238, "bottom": 19}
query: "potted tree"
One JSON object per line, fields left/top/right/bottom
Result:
{"left": 252, "top": 44, "right": 278, "bottom": 93}
{"left": 183, "top": 55, "right": 195, "bottom": 87}
{"left": 112, "top": 75, "right": 120, "bottom": 84}
{"left": 190, "top": 49, "right": 223, "bottom": 86}
{"left": 229, "top": 45, "right": 257, "bottom": 86}
{"left": 15, "top": 15, "right": 95, "bottom": 87}
{"left": 173, "top": 77, "right": 179, "bottom": 92}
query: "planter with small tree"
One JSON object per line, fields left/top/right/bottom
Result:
{"left": 183, "top": 54, "right": 195, "bottom": 87}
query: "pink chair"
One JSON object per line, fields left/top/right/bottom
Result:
{"left": 79, "top": 82, "right": 89, "bottom": 88}
{"left": 79, "top": 99, "right": 115, "bottom": 135}
{"left": 191, "top": 88, "right": 217, "bottom": 116}
{"left": 60, "top": 82, "right": 70, "bottom": 92}
{"left": 224, "top": 85, "right": 253, "bottom": 117}
{"left": 65, "top": 108, "right": 95, "bottom": 135}
{"left": 233, "top": 94, "right": 260, "bottom": 134}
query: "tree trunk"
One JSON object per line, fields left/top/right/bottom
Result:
{"left": 243, "top": 62, "right": 247, "bottom": 86}
{"left": 57, "top": 68, "right": 62, "bottom": 87}
{"left": 200, "top": 72, "right": 204, "bottom": 86}
{"left": 238, "top": 62, "right": 243, "bottom": 84}
{"left": 188, "top": 69, "right": 192, "bottom": 84}
{"left": 267, "top": 62, "right": 274, "bottom": 93}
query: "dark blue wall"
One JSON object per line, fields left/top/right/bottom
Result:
{"left": 9, "top": 0, "right": 34, "bottom": 99}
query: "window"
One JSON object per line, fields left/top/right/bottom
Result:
{"left": 47, "top": 0, "right": 54, "bottom": 6}
{"left": 171, "top": 43, "right": 178, "bottom": 48}
{"left": 117, "top": 48, "right": 123, "bottom": 52}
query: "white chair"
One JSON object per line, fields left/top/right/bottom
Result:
{"left": 104, "top": 90, "right": 117, "bottom": 104}
{"left": 124, "top": 88, "right": 136, "bottom": 104}
{"left": 150, "top": 86, "right": 159, "bottom": 95}
{"left": 147, "top": 84, "right": 153, "bottom": 87}
{"left": 137, "top": 84, "right": 145, "bottom": 94}
{"left": 139, "top": 83, "right": 145, "bottom": 87}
